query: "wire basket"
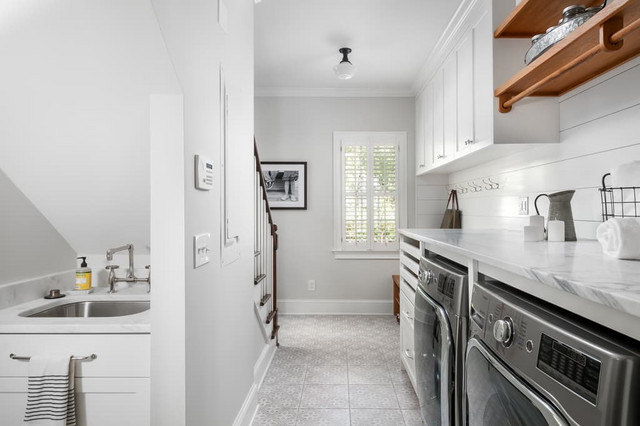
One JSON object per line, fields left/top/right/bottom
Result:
{"left": 599, "top": 173, "right": 640, "bottom": 221}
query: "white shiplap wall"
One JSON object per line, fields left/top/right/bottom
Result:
{"left": 416, "top": 58, "right": 640, "bottom": 239}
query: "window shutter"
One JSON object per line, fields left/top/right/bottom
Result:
{"left": 343, "top": 145, "right": 368, "bottom": 246}
{"left": 372, "top": 145, "right": 398, "bottom": 246}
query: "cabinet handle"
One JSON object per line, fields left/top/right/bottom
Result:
{"left": 404, "top": 349, "right": 414, "bottom": 360}
{"left": 464, "top": 139, "right": 474, "bottom": 146}
{"left": 404, "top": 311, "right": 413, "bottom": 321}
{"left": 436, "top": 155, "right": 446, "bottom": 159}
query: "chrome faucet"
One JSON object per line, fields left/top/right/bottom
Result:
{"left": 105, "top": 244, "right": 151, "bottom": 293}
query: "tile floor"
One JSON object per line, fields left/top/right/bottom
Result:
{"left": 252, "top": 315, "right": 425, "bottom": 426}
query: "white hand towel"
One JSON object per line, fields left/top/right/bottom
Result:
{"left": 596, "top": 218, "right": 640, "bottom": 260}
{"left": 24, "top": 355, "right": 76, "bottom": 426}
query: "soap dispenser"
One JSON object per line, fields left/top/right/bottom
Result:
{"left": 75, "top": 256, "right": 92, "bottom": 291}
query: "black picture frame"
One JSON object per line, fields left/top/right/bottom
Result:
{"left": 261, "top": 161, "right": 307, "bottom": 210}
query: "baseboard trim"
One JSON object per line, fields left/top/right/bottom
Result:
{"left": 233, "top": 339, "right": 277, "bottom": 426}
{"left": 279, "top": 299, "right": 393, "bottom": 315}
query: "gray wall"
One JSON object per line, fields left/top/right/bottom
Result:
{"left": 151, "top": 0, "right": 261, "bottom": 424}
{"left": 0, "top": 169, "right": 76, "bottom": 285}
{"left": 255, "top": 97, "right": 415, "bottom": 308}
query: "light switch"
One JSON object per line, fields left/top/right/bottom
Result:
{"left": 194, "top": 233, "right": 211, "bottom": 268}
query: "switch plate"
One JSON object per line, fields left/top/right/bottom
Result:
{"left": 308, "top": 280, "right": 316, "bottom": 291}
{"left": 518, "top": 197, "right": 529, "bottom": 215}
{"left": 194, "top": 233, "right": 211, "bottom": 268}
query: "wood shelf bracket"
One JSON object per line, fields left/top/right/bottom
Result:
{"left": 601, "top": 17, "right": 625, "bottom": 51}
{"left": 498, "top": 94, "right": 513, "bottom": 113}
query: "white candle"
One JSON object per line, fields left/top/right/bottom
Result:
{"left": 547, "top": 220, "right": 565, "bottom": 242}
{"left": 523, "top": 226, "right": 543, "bottom": 241}
{"left": 529, "top": 215, "right": 544, "bottom": 228}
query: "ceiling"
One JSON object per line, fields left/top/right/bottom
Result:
{"left": 254, "top": 0, "right": 463, "bottom": 96}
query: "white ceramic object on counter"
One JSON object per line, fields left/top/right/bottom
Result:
{"left": 547, "top": 220, "right": 565, "bottom": 242}
{"left": 523, "top": 226, "right": 544, "bottom": 241}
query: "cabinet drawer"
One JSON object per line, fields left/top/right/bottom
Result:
{"left": 400, "top": 241, "right": 420, "bottom": 260}
{"left": 0, "top": 334, "right": 150, "bottom": 378}
{"left": 399, "top": 289, "right": 415, "bottom": 329}
{"left": 400, "top": 252, "right": 420, "bottom": 276}
{"left": 400, "top": 268, "right": 418, "bottom": 291}
{"left": 401, "top": 319, "right": 416, "bottom": 383}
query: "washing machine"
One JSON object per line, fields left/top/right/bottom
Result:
{"left": 466, "top": 277, "right": 640, "bottom": 426}
{"left": 415, "top": 255, "right": 468, "bottom": 426}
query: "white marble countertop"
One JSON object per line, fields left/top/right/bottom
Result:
{"left": 400, "top": 229, "right": 640, "bottom": 338}
{"left": 0, "top": 286, "right": 150, "bottom": 334}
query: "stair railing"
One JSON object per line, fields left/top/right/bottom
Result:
{"left": 254, "top": 139, "right": 279, "bottom": 345}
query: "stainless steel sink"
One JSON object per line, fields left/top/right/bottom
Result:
{"left": 24, "top": 301, "right": 150, "bottom": 318}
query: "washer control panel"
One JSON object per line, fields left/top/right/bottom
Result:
{"left": 537, "top": 333, "right": 601, "bottom": 405}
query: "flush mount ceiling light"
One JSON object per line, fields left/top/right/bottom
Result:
{"left": 334, "top": 47, "right": 357, "bottom": 80}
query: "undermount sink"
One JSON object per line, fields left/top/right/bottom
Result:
{"left": 23, "top": 301, "right": 150, "bottom": 318}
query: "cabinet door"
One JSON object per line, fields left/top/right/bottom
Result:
{"left": 0, "top": 377, "right": 150, "bottom": 426}
{"left": 432, "top": 69, "right": 444, "bottom": 164}
{"left": 443, "top": 52, "right": 457, "bottom": 159}
{"left": 415, "top": 90, "right": 425, "bottom": 172}
{"left": 457, "top": 32, "right": 474, "bottom": 152}
{"left": 423, "top": 81, "right": 434, "bottom": 169}
{"left": 473, "top": 9, "right": 493, "bottom": 146}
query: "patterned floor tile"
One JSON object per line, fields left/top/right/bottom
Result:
{"left": 348, "top": 364, "right": 392, "bottom": 385}
{"left": 350, "top": 409, "right": 405, "bottom": 426}
{"left": 252, "top": 406, "right": 298, "bottom": 426}
{"left": 257, "top": 384, "right": 303, "bottom": 409}
{"left": 295, "top": 409, "right": 350, "bottom": 426}
{"left": 300, "top": 384, "right": 349, "bottom": 409}
{"left": 349, "top": 384, "right": 400, "bottom": 409}
{"left": 394, "top": 383, "right": 420, "bottom": 409}
{"left": 264, "top": 364, "right": 307, "bottom": 385}
{"left": 402, "top": 409, "right": 425, "bottom": 426}
{"left": 305, "top": 365, "right": 348, "bottom": 384}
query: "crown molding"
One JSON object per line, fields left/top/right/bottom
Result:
{"left": 254, "top": 87, "right": 415, "bottom": 98}
{"left": 411, "top": 0, "right": 479, "bottom": 94}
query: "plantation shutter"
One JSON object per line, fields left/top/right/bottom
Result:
{"left": 341, "top": 134, "right": 399, "bottom": 250}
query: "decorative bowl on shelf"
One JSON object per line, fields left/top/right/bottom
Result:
{"left": 524, "top": 3, "right": 607, "bottom": 65}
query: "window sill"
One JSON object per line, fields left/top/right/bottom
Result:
{"left": 332, "top": 250, "right": 400, "bottom": 260}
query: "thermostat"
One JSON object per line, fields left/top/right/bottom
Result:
{"left": 195, "top": 155, "right": 214, "bottom": 190}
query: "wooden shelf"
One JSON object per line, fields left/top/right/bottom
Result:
{"left": 495, "top": 0, "right": 640, "bottom": 112}
{"left": 495, "top": 0, "right": 603, "bottom": 38}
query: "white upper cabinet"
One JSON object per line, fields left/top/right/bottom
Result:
{"left": 457, "top": 32, "right": 475, "bottom": 154}
{"left": 414, "top": 0, "right": 559, "bottom": 175}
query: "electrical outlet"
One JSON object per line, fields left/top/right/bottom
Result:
{"left": 518, "top": 196, "right": 529, "bottom": 215}
{"left": 308, "top": 280, "right": 316, "bottom": 291}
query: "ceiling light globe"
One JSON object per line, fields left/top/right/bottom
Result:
{"left": 334, "top": 61, "right": 356, "bottom": 80}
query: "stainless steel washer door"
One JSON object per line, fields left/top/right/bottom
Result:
{"left": 415, "top": 285, "right": 454, "bottom": 426}
{"left": 466, "top": 338, "right": 569, "bottom": 426}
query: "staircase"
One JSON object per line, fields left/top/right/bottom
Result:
{"left": 254, "top": 140, "right": 279, "bottom": 345}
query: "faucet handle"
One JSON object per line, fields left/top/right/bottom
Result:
{"left": 105, "top": 265, "right": 120, "bottom": 270}
{"left": 145, "top": 265, "right": 150, "bottom": 269}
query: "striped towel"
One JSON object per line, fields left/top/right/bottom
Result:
{"left": 24, "top": 355, "right": 76, "bottom": 426}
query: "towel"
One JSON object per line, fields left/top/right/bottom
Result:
{"left": 596, "top": 218, "right": 640, "bottom": 260}
{"left": 24, "top": 355, "right": 76, "bottom": 426}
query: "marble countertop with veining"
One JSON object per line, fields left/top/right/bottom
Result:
{"left": 0, "top": 286, "right": 150, "bottom": 334}
{"left": 400, "top": 229, "right": 640, "bottom": 326}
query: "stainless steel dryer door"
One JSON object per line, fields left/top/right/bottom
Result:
{"left": 466, "top": 338, "right": 569, "bottom": 426}
{"left": 415, "top": 286, "right": 454, "bottom": 426}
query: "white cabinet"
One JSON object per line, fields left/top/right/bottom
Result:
{"left": 0, "top": 334, "right": 150, "bottom": 425}
{"left": 398, "top": 235, "right": 420, "bottom": 391}
{"left": 415, "top": 0, "right": 559, "bottom": 175}
{"left": 443, "top": 52, "right": 458, "bottom": 161}
{"left": 457, "top": 32, "right": 475, "bottom": 153}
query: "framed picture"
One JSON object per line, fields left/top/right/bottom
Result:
{"left": 261, "top": 161, "right": 307, "bottom": 210}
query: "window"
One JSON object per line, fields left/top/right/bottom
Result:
{"left": 333, "top": 132, "right": 407, "bottom": 258}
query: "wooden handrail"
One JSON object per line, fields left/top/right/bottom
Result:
{"left": 254, "top": 139, "right": 275, "bottom": 234}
